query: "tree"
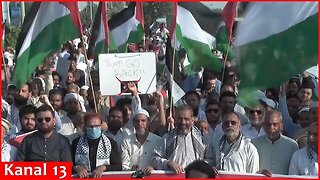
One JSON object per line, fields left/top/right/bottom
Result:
{"left": 106, "top": 2, "right": 126, "bottom": 18}
{"left": 143, "top": 2, "right": 173, "bottom": 34}
{"left": 4, "top": 24, "right": 21, "bottom": 49}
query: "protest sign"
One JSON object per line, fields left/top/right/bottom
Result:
{"left": 99, "top": 52, "right": 156, "bottom": 95}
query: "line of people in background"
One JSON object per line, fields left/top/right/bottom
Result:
{"left": 1, "top": 30, "right": 318, "bottom": 178}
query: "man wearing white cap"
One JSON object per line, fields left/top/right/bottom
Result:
{"left": 2, "top": 118, "right": 17, "bottom": 162}
{"left": 121, "top": 109, "right": 162, "bottom": 175}
{"left": 293, "top": 102, "right": 318, "bottom": 148}
{"left": 58, "top": 93, "right": 84, "bottom": 141}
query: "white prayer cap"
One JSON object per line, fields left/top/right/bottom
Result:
{"left": 133, "top": 109, "right": 150, "bottom": 119}
{"left": 64, "top": 93, "right": 81, "bottom": 103}
{"left": 260, "top": 97, "right": 277, "bottom": 109}
{"left": 64, "top": 93, "right": 87, "bottom": 113}
{"left": 299, "top": 107, "right": 310, "bottom": 114}
{"left": 2, "top": 118, "right": 11, "bottom": 134}
{"left": 80, "top": 85, "right": 89, "bottom": 91}
{"left": 309, "top": 101, "right": 318, "bottom": 109}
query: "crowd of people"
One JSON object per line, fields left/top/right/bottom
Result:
{"left": 1, "top": 20, "right": 318, "bottom": 178}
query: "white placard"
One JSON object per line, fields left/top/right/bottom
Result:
{"left": 99, "top": 52, "right": 157, "bottom": 96}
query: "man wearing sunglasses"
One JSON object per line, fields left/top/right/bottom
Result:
{"left": 213, "top": 111, "right": 259, "bottom": 173}
{"left": 16, "top": 104, "right": 72, "bottom": 162}
{"left": 202, "top": 101, "right": 221, "bottom": 146}
{"left": 241, "top": 100, "right": 267, "bottom": 140}
{"left": 252, "top": 111, "right": 298, "bottom": 176}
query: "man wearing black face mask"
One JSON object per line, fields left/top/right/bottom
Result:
{"left": 105, "top": 106, "right": 130, "bottom": 152}
{"left": 71, "top": 112, "right": 121, "bottom": 178}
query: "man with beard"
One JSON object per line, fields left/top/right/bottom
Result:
{"left": 72, "top": 112, "right": 121, "bottom": 178}
{"left": 202, "top": 101, "right": 221, "bottom": 146}
{"left": 7, "top": 84, "right": 30, "bottom": 134}
{"left": 213, "top": 112, "right": 259, "bottom": 173}
{"left": 49, "top": 89, "right": 66, "bottom": 117}
{"left": 152, "top": 105, "right": 212, "bottom": 174}
{"left": 16, "top": 105, "right": 37, "bottom": 135}
{"left": 219, "top": 92, "right": 248, "bottom": 126}
{"left": 252, "top": 111, "right": 298, "bottom": 176}
{"left": 105, "top": 106, "right": 130, "bottom": 152}
{"left": 286, "top": 78, "right": 300, "bottom": 97}
{"left": 289, "top": 122, "right": 318, "bottom": 176}
{"left": 5, "top": 84, "right": 17, "bottom": 105}
{"left": 241, "top": 101, "right": 267, "bottom": 140}
{"left": 121, "top": 109, "right": 162, "bottom": 175}
{"left": 185, "top": 90, "right": 206, "bottom": 121}
{"left": 16, "top": 104, "right": 72, "bottom": 161}
{"left": 59, "top": 93, "right": 82, "bottom": 142}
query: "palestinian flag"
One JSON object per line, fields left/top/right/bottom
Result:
{"left": 236, "top": 2, "right": 318, "bottom": 106}
{"left": 12, "top": 2, "right": 82, "bottom": 88}
{"left": 215, "top": 2, "right": 237, "bottom": 60}
{"left": 108, "top": 2, "right": 144, "bottom": 52}
{"left": 165, "top": 36, "right": 185, "bottom": 106}
{"left": 2, "top": 21, "right": 6, "bottom": 48}
{"left": 88, "top": 2, "right": 117, "bottom": 58}
{"left": 171, "top": 2, "right": 223, "bottom": 73}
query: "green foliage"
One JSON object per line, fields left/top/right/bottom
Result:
{"left": 4, "top": 24, "right": 21, "bottom": 49}
{"left": 106, "top": 2, "right": 126, "bottom": 18}
{"left": 143, "top": 2, "right": 173, "bottom": 33}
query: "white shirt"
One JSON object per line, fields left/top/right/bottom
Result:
{"left": 213, "top": 135, "right": 260, "bottom": 173}
{"left": 153, "top": 131, "right": 207, "bottom": 169}
{"left": 289, "top": 147, "right": 318, "bottom": 176}
{"left": 105, "top": 127, "right": 130, "bottom": 152}
{"left": 2, "top": 141, "right": 17, "bottom": 162}
{"left": 241, "top": 124, "right": 265, "bottom": 140}
{"left": 58, "top": 115, "right": 75, "bottom": 137}
{"left": 121, "top": 133, "right": 162, "bottom": 170}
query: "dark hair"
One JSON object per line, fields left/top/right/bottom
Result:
{"left": 286, "top": 94, "right": 302, "bottom": 102}
{"left": 7, "top": 84, "right": 17, "bottom": 91}
{"left": 36, "top": 104, "right": 55, "bottom": 117}
{"left": 221, "top": 83, "right": 236, "bottom": 93}
{"left": 288, "top": 77, "right": 301, "bottom": 87}
{"left": 206, "top": 101, "right": 220, "bottom": 110}
{"left": 116, "top": 97, "right": 132, "bottom": 107}
{"left": 19, "top": 105, "right": 37, "bottom": 120}
{"left": 299, "top": 77, "right": 315, "bottom": 91}
{"left": 219, "top": 91, "right": 236, "bottom": 102}
{"left": 185, "top": 160, "right": 218, "bottom": 178}
{"left": 52, "top": 71, "right": 61, "bottom": 80}
{"left": 185, "top": 90, "right": 201, "bottom": 101}
{"left": 49, "top": 88, "right": 64, "bottom": 98}
{"left": 84, "top": 112, "right": 102, "bottom": 126}
{"left": 109, "top": 106, "right": 127, "bottom": 117}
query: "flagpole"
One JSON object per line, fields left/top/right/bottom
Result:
{"left": 81, "top": 37, "right": 98, "bottom": 113}
{"left": 169, "top": 35, "right": 176, "bottom": 119}
{"left": 221, "top": 35, "right": 232, "bottom": 84}
{"left": 2, "top": 53, "right": 9, "bottom": 88}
